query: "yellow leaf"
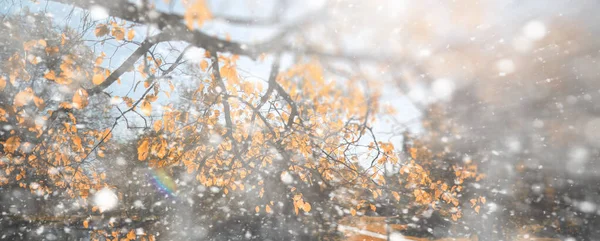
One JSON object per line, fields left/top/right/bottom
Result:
{"left": 303, "top": 202, "right": 311, "bottom": 212}
{"left": 0, "top": 76, "right": 6, "bottom": 91}
{"left": 83, "top": 220, "right": 89, "bottom": 228}
{"left": 141, "top": 100, "right": 152, "bottom": 116}
{"left": 93, "top": 73, "right": 105, "bottom": 85}
{"left": 127, "top": 230, "right": 135, "bottom": 240}
{"left": 350, "top": 208, "right": 357, "bottom": 216}
{"left": 23, "top": 40, "right": 38, "bottom": 51}
{"left": 95, "top": 56, "right": 104, "bottom": 66}
{"left": 73, "top": 136, "right": 82, "bottom": 150}
{"left": 33, "top": 96, "right": 45, "bottom": 109}
{"left": 112, "top": 26, "right": 125, "bottom": 41}
{"left": 44, "top": 70, "right": 56, "bottom": 80}
{"left": 255, "top": 206, "right": 260, "bottom": 213}
{"left": 265, "top": 204, "right": 272, "bottom": 213}
{"left": 13, "top": 88, "right": 34, "bottom": 107}
{"left": 45, "top": 46, "right": 59, "bottom": 55}
{"left": 370, "top": 204, "right": 376, "bottom": 212}
{"left": 200, "top": 60, "right": 208, "bottom": 71}
{"left": 392, "top": 191, "right": 401, "bottom": 201}
{"left": 479, "top": 196, "right": 486, "bottom": 204}
{"left": 138, "top": 138, "right": 149, "bottom": 161}
{"left": 183, "top": 0, "right": 212, "bottom": 30}
{"left": 409, "top": 147, "right": 417, "bottom": 159}
{"left": 127, "top": 29, "right": 135, "bottom": 41}
{"left": 474, "top": 205, "right": 481, "bottom": 214}
{"left": 153, "top": 120, "right": 163, "bottom": 132}
{"left": 72, "top": 88, "right": 89, "bottom": 109}
{"left": 61, "top": 33, "right": 67, "bottom": 45}
{"left": 95, "top": 24, "right": 109, "bottom": 37}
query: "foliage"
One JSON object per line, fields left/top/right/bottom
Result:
{"left": 0, "top": 1, "right": 487, "bottom": 240}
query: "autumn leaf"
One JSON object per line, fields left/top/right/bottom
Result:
{"left": 127, "top": 230, "right": 136, "bottom": 240}
{"left": 127, "top": 29, "right": 135, "bottom": 41}
{"left": 370, "top": 204, "right": 376, "bottom": 212}
{"left": 93, "top": 72, "right": 105, "bottom": 85}
{"left": 0, "top": 108, "right": 6, "bottom": 122}
{"left": 13, "top": 87, "right": 34, "bottom": 107}
{"left": 73, "top": 136, "right": 83, "bottom": 150}
{"left": 141, "top": 100, "right": 152, "bottom": 116}
{"left": 350, "top": 208, "right": 357, "bottom": 216}
{"left": 83, "top": 220, "right": 89, "bottom": 228}
{"left": 45, "top": 46, "right": 59, "bottom": 55}
{"left": 153, "top": 120, "right": 163, "bottom": 132}
{"left": 184, "top": 0, "right": 212, "bottom": 30}
{"left": 392, "top": 191, "right": 401, "bottom": 201}
{"left": 265, "top": 205, "right": 272, "bottom": 213}
{"left": 303, "top": 202, "right": 312, "bottom": 212}
{"left": 33, "top": 96, "right": 45, "bottom": 109}
{"left": 200, "top": 60, "right": 208, "bottom": 71}
{"left": 44, "top": 70, "right": 56, "bottom": 80}
{"left": 95, "top": 24, "right": 109, "bottom": 37}
{"left": 72, "top": 88, "right": 89, "bottom": 109}
{"left": 95, "top": 57, "right": 104, "bottom": 66}
{"left": 4, "top": 136, "right": 21, "bottom": 153}
{"left": 23, "top": 40, "right": 38, "bottom": 51}
{"left": 474, "top": 205, "right": 481, "bottom": 214}
{"left": 138, "top": 138, "right": 149, "bottom": 161}
{"left": 112, "top": 26, "right": 125, "bottom": 41}
{"left": 255, "top": 206, "right": 260, "bottom": 213}
{"left": 0, "top": 76, "right": 6, "bottom": 91}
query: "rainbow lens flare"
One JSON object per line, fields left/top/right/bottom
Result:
{"left": 149, "top": 168, "right": 178, "bottom": 197}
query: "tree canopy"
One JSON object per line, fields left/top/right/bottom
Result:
{"left": 1, "top": 0, "right": 599, "bottom": 240}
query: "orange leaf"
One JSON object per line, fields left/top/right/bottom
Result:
{"left": 95, "top": 56, "right": 104, "bottom": 66}
{"left": 350, "top": 208, "right": 357, "bottom": 216}
{"left": 111, "top": 26, "right": 125, "bottom": 41}
{"left": 255, "top": 206, "right": 260, "bottom": 213}
{"left": 33, "top": 96, "right": 45, "bottom": 109}
{"left": 45, "top": 46, "right": 59, "bottom": 55}
{"left": 303, "top": 202, "right": 311, "bottom": 212}
{"left": 127, "top": 230, "right": 135, "bottom": 240}
{"left": 83, "top": 220, "right": 89, "bottom": 228}
{"left": 183, "top": 0, "right": 212, "bottom": 29}
{"left": 44, "top": 70, "right": 56, "bottom": 80}
{"left": 72, "top": 88, "right": 89, "bottom": 109}
{"left": 138, "top": 138, "right": 150, "bottom": 161}
{"left": 474, "top": 205, "right": 481, "bottom": 214}
{"left": 153, "top": 120, "right": 163, "bottom": 132}
{"left": 95, "top": 24, "right": 109, "bottom": 37}
{"left": 93, "top": 73, "right": 105, "bottom": 85}
{"left": 141, "top": 100, "right": 152, "bottom": 116}
{"left": 0, "top": 76, "right": 6, "bottom": 91}
{"left": 200, "top": 60, "right": 208, "bottom": 71}
{"left": 127, "top": 29, "right": 135, "bottom": 41}
{"left": 73, "top": 136, "right": 83, "bottom": 150}
{"left": 13, "top": 87, "right": 34, "bottom": 107}
{"left": 265, "top": 204, "right": 272, "bottom": 213}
